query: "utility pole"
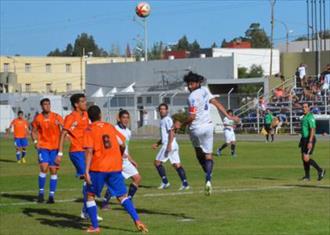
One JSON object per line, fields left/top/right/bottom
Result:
{"left": 307, "top": 0, "right": 310, "bottom": 49}
{"left": 269, "top": 0, "right": 276, "bottom": 80}
{"left": 80, "top": 48, "right": 85, "bottom": 92}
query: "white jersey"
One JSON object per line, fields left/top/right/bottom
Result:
{"left": 160, "top": 116, "right": 177, "bottom": 146}
{"left": 115, "top": 124, "right": 131, "bottom": 158}
{"left": 187, "top": 86, "right": 214, "bottom": 130}
{"left": 298, "top": 66, "right": 306, "bottom": 79}
{"left": 223, "top": 117, "right": 235, "bottom": 131}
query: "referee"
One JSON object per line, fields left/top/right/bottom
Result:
{"left": 299, "top": 102, "right": 326, "bottom": 181}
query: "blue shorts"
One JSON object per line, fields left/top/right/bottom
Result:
{"left": 69, "top": 151, "right": 86, "bottom": 177}
{"left": 38, "top": 149, "right": 58, "bottom": 167}
{"left": 87, "top": 171, "right": 127, "bottom": 198}
{"left": 14, "top": 138, "right": 28, "bottom": 148}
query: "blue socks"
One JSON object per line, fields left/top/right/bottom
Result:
{"left": 86, "top": 200, "right": 98, "bottom": 228}
{"left": 16, "top": 151, "right": 21, "bottom": 161}
{"left": 176, "top": 167, "right": 188, "bottom": 187}
{"left": 128, "top": 183, "right": 138, "bottom": 198}
{"left": 21, "top": 150, "right": 26, "bottom": 159}
{"left": 156, "top": 164, "right": 168, "bottom": 184}
{"left": 205, "top": 159, "right": 213, "bottom": 182}
{"left": 121, "top": 197, "right": 139, "bottom": 222}
{"left": 49, "top": 174, "right": 58, "bottom": 198}
{"left": 38, "top": 172, "right": 47, "bottom": 195}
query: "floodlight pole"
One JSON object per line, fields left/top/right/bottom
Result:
{"left": 144, "top": 18, "right": 148, "bottom": 62}
{"left": 227, "top": 88, "right": 234, "bottom": 109}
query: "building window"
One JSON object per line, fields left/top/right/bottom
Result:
{"left": 45, "top": 63, "right": 52, "bottom": 73}
{"left": 3, "top": 63, "right": 10, "bottom": 72}
{"left": 66, "top": 83, "right": 72, "bottom": 92}
{"left": 65, "top": 64, "right": 72, "bottom": 73}
{"left": 46, "top": 83, "right": 52, "bottom": 93}
{"left": 146, "top": 96, "right": 152, "bottom": 104}
{"left": 163, "top": 97, "right": 171, "bottom": 104}
{"left": 137, "top": 97, "right": 143, "bottom": 104}
{"left": 25, "top": 83, "right": 31, "bottom": 92}
{"left": 25, "top": 63, "right": 31, "bottom": 73}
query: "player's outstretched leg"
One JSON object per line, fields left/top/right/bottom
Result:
{"left": 128, "top": 174, "right": 141, "bottom": 198}
{"left": 194, "top": 147, "right": 207, "bottom": 172}
{"left": 101, "top": 188, "right": 112, "bottom": 210}
{"left": 119, "top": 196, "right": 148, "bottom": 233}
{"left": 230, "top": 143, "right": 236, "bottom": 157}
{"left": 309, "top": 158, "right": 325, "bottom": 181}
{"left": 86, "top": 196, "right": 100, "bottom": 233}
{"left": 16, "top": 148, "right": 22, "bottom": 163}
{"left": 204, "top": 154, "right": 213, "bottom": 196}
{"left": 21, "top": 148, "right": 27, "bottom": 163}
{"left": 217, "top": 143, "right": 227, "bottom": 157}
{"left": 154, "top": 161, "right": 170, "bottom": 189}
{"left": 172, "top": 163, "right": 189, "bottom": 190}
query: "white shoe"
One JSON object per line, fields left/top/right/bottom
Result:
{"left": 178, "top": 185, "right": 190, "bottom": 191}
{"left": 80, "top": 211, "right": 103, "bottom": 221}
{"left": 158, "top": 182, "right": 170, "bottom": 189}
{"left": 205, "top": 181, "right": 212, "bottom": 196}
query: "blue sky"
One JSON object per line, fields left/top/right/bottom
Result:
{"left": 1, "top": 0, "right": 329, "bottom": 56}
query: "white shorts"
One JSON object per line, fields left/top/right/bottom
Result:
{"left": 189, "top": 123, "right": 214, "bottom": 154}
{"left": 224, "top": 129, "right": 236, "bottom": 143}
{"left": 155, "top": 143, "right": 181, "bottom": 164}
{"left": 122, "top": 158, "right": 139, "bottom": 179}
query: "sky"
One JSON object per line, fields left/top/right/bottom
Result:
{"left": 1, "top": 0, "right": 329, "bottom": 56}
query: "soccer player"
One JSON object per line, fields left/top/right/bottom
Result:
{"left": 217, "top": 109, "right": 237, "bottom": 157}
{"left": 183, "top": 72, "right": 239, "bottom": 196}
{"left": 264, "top": 109, "right": 274, "bottom": 142}
{"left": 31, "top": 98, "right": 63, "bottom": 203}
{"left": 152, "top": 103, "right": 189, "bottom": 190}
{"left": 101, "top": 110, "right": 142, "bottom": 209}
{"left": 84, "top": 105, "right": 148, "bottom": 233}
{"left": 6, "top": 111, "right": 29, "bottom": 163}
{"left": 55, "top": 93, "right": 102, "bottom": 220}
{"left": 299, "top": 102, "right": 326, "bottom": 181}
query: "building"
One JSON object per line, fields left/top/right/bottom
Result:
{"left": 224, "top": 40, "right": 252, "bottom": 48}
{"left": 277, "top": 39, "right": 330, "bottom": 53}
{"left": 0, "top": 56, "right": 135, "bottom": 93}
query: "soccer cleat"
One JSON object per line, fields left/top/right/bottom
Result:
{"left": 231, "top": 152, "right": 237, "bottom": 157}
{"left": 135, "top": 221, "right": 148, "bottom": 233}
{"left": 17, "top": 160, "right": 22, "bottom": 164}
{"left": 216, "top": 148, "right": 222, "bottom": 157}
{"left": 46, "top": 197, "right": 55, "bottom": 204}
{"left": 37, "top": 194, "right": 44, "bottom": 203}
{"left": 205, "top": 181, "right": 212, "bottom": 196}
{"left": 101, "top": 201, "right": 110, "bottom": 210}
{"left": 300, "top": 176, "right": 311, "bottom": 181}
{"left": 86, "top": 226, "right": 100, "bottom": 233}
{"left": 21, "top": 158, "right": 26, "bottom": 163}
{"left": 178, "top": 185, "right": 190, "bottom": 191}
{"left": 158, "top": 182, "right": 170, "bottom": 189}
{"left": 80, "top": 211, "right": 103, "bottom": 221}
{"left": 318, "top": 169, "right": 326, "bottom": 181}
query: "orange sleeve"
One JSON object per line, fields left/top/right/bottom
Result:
{"left": 56, "top": 114, "right": 64, "bottom": 126}
{"left": 31, "top": 116, "right": 38, "bottom": 129}
{"left": 83, "top": 128, "right": 94, "bottom": 149}
{"left": 10, "top": 119, "right": 15, "bottom": 127}
{"left": 63, "top": 114, "right": 74, "bottom": 131}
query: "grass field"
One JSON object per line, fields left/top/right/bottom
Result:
{"left": 0, "top": 137, "right": 329, "bottom": 235}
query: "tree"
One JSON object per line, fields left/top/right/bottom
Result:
{"left": 125, "top": 43, "right": 132, "bottom": 57}
{"left": 109, "top": 43, "right": 121, "bottom": 57}
{"left": 190, "top": 40, "right": 200, "bottom": 52}
{"left": 47, "top": 48, "right": 62, "bottom": 56}
{"left": 221, "top": 39, "right": 228, "bottom": 48}
{"left": 176, "top": 35, "right": 190, "bottom": 50}
{"left": 245, "top": 23, "right": 271, "bottom": 48}
{"left": 63, "top": 43, "right": 73, "bottom": 56}
{"left": 237, "top": 64, "right": 264, "bottom": 93}
{"left": 148, "top": 41, "right": 164, "bottom": 60}
{"left": 211, "top": 42, "right": 217, "bottom": 48}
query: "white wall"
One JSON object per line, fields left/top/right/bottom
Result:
{"left": 0, "top": 105, "right": 15, "bottom": 132}
{"left": 212, "top": 48, "right": 280, "bottom": 78}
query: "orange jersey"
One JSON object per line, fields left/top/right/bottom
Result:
{"left": 11, "top": 118, "right": 29, "bottom": 138}
{"left": 63, "top": 111, "right": 89, "bottom": 152}
{"left": 32, "top": 112, "right": 63, "bottom": 150}
{"left": 83, "top": 121, "right": 125, "bottom": 172}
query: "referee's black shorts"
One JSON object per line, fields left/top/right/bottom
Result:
{"left": 264, "top": 124, "right": 272, "bottom": 133}
{"left": 299, "top": 137, "right": 316, "bottom": 155}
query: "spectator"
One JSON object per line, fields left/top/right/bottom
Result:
{"left": 321, "top": 64, "right": 330, "bottom": 91}
{"left": 311, "top": 103, "right": 321, "bottom": 115}
{"left": 275, "top": 111, "right": 287, "bottom": 134}
{"left": 296, "top": 64, "right": 307, "bottom": 88}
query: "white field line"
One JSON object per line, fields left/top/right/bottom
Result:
{"left": 2, "top": 185, "right": 327, "bottom": 207}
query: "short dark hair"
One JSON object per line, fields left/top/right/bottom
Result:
{"left": 119, "top": 109, "right": 130, "bottom": 118}
{"left": 183, "top": 71, "right": 205, "bottom": 83}
{"left": 158, "top": 103, "right": 168, "bottom": 110}
{"left": 70, "top": 93, "right": 85, "bottom": 108}
{"left": 227, "top": 109, "right": 233, "bottom": 114}
{"left": 87, "top": 105, "right": 101, "bottom": 122}
{"left": 40, "top": 98, "right": 50, "bottom": 106}
{"left": 18, "top": 110, "right": 23, "bottom": 115}
{"left": 302, "top": 102, "right": 310, "bottom": 107}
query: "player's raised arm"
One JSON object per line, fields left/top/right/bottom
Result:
{"left": 209, "top": 98, "right": 240, "bottom": 123}
{"left": 5, "top": 122, "right": 13, "bottom": 138}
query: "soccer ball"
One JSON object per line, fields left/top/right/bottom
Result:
{"left": 135, "top": 2, "right": 151, "bottom": 18}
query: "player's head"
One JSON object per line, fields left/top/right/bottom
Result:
{"left": 118, "top": 109, "right": 130, "bottom": 127}
{"left": 227, "top": 109, "right": 233, "bottom": 116}
{"left": 302, "top": 102, "right": 310, "bottom": 114}
{"left": 173, "top": 119, "right": 182, "bottom": 130}
{"left": 17, "top": 110, "right": 23, "bottom": 118}
{"left": 70, "top": 93, "right": 87, "bottom": 111}
{"left": 40, "top": 98, "right": 51, "bottom": 113}
{"left": 266, "top": 108, "right": 271, "bottom": 113}
{"left": 87, "top": 105, "right": 101, "bottom": 123}
{"left": 158, "top": 103, "right": 168, "bottom": 118}
{"left": 183, "top": 71, "right": 205, "bottom": 92}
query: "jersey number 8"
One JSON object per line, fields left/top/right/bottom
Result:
{"left": 102, "top": 135, "right": 111, "bottom": 149}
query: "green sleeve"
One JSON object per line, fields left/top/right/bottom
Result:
{"left": 308, "top": 116, "right": 316, "bottom": 129}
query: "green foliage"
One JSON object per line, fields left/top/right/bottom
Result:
{"left": 211, "top": 42, "right": 217, "bottom": 48}
{"left": 237, "top": 64, "right": 264, "bottom": 94}
{"left": 172, "top": 111, "right": 188, "bottom": 134}
{"left": 172, "top": 35, "right": 201, "bottom": 53}
{"left": 245, "top": 23, "right": 271, "bottom": 48}
{"left": 148, "top": 41, "right": 165, "bottom": 60}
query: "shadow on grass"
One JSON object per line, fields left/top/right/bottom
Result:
{"left": 113, "top": 207, "right": 194, "bottom": 220}
{"left": 0, "top": 159, "right": 17, "bottom": 163}
{"left": 1, "top": 193, "right": 36, "bottom": 202}
{"left": 22, "top": 208, "right": 134, "bottom": 232}
{"left": 252, "top": 177, "right": 280, "bottom": 181}
{"left": 285, "top": 184, "right": 330, "bottom": 190}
